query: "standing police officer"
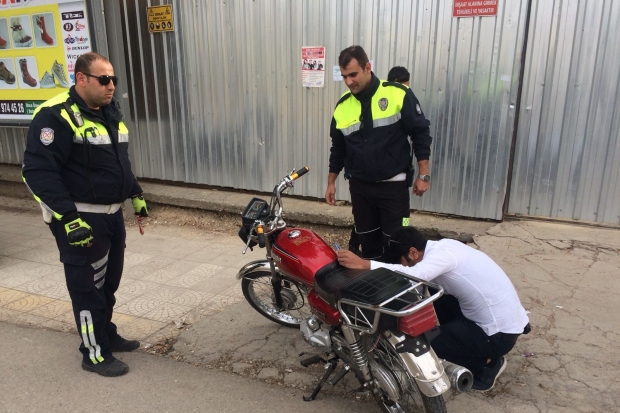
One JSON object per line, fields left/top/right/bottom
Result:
{"left": 22, "top": 52, "right": 148, "bottom": 377}
{"left": 326, "top": 46, "right": 432, "bottom": 260}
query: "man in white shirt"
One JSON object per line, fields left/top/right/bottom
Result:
{"left": 337, "top": 226, "right": 530, "bottom": 392}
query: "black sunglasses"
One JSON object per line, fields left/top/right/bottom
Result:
{"left": 81, "top": 72, "right": 118, "bottom": 86}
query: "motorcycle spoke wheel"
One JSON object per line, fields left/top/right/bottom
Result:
{"left": 373, "top": 337, "right": 447, "bottom": 413}
{"left": 241, "top": 271, "right": 311, "bottom": 328}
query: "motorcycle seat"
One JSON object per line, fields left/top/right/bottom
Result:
{"left": 314, "top": 263, "right": 413, "bottom": 309}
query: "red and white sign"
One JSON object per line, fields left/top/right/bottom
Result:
{"left": 453, "top": 0, "right": 498, "bottom": 17}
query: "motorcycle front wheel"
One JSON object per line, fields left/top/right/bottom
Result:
{"left": 241, "top": 271, "right": 311, "bottom": 328}
{"left": 372, "top": 336, "right": 447, "bottom": 413}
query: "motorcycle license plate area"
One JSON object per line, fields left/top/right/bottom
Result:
{"left": 398, "top": 304, "right": 439, "bottom": 337}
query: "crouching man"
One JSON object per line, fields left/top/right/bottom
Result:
{"left": 337, "top": 226, "right": 530, "bottom": 391}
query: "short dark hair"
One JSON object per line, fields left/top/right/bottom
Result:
{"left": 387, "top": 66, "right": 410, "bottom": 83}
{"left": 338, "top": 45, "right": 369, "bottom": 69}
{"left": 385, "top": 227, "right": 428, "bottom": 263}
{"left": 74, "top": 52, "right": 111, "bottom": 75}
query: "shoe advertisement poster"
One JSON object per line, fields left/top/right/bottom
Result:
{"left": 301, "top": 46, "right": 325, "bottom": 88}
{"left": 0, "top": 0, "right": 92, "bottom": 122}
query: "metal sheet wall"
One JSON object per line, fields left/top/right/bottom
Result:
{"left": 112, "top": 0, "right": 528, "bottom": 220}
{"left": 0, "top": 128, "right": 27, "bottom": 165}
{"left": 508, "top": 0, "right": 620, "bottom": 224}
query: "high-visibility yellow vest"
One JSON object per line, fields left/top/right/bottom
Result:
{"left": 333, "top": 81, "right": 407, "bottom": 136}
{"left": 33, "top": 91, "right": 129, "bottom": 145}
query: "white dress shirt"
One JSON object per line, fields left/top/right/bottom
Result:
{"left": 371, "top": 239, "right": 529, "bottom": 336}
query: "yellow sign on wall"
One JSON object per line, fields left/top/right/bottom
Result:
{"left": 147, "top": 5, "right": 174, "bottom": 33}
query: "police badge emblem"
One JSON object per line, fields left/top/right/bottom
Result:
{"left": 40, "top": 128, "right": 54, "bottom": 145}
{"left": 378, "top": 98, "right": 388, "bottom": 111}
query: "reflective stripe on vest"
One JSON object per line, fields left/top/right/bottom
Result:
{"left": 32, "top": 91, "right": 129, "bottom": 145}
{"left": 333, "top": 82, "right": 406, "bottom": 136}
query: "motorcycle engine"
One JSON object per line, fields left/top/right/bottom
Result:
{"left": 300, "top": 316, "right": 332, "bottom": 352}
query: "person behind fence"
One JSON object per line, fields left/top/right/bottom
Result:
{"left": 387, "top": 65, "right": 410, "bottom": 86}
{"left": 336, "top": 226, "right": 531, "bottom": 392}
{"left": 326, "top": 45, "right": 432, "bottom": 261}
{"left": 22, "top": 52, "right": 148, "bottom": 378}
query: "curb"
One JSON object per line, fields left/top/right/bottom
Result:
{"left": 0, "top": 163, "right": 495, "bottom": 242}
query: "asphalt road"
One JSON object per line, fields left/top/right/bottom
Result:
{"left": 0, "top": 322, "right": 378, "bottom": 413}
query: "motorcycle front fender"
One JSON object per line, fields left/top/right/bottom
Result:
{"left": 385, "top": 331, "right": 451, "bottom": 398}
{"left": 236, "top": 260, "right": 273, "bottom": 280}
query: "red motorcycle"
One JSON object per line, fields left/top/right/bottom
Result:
{"left": 237, "top": 167, "right": 472, "bottom": 413}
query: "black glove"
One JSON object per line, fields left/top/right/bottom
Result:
{"left": 61, "top": 212, "right": 93, "bottom": 247}
{"left": 131, "top": 194, "right": 149, "bottom": 217}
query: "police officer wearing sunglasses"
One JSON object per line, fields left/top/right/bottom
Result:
{"left": 22, "top": 52, "right": 148, "bottom": 377}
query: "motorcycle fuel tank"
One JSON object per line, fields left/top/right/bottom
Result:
{"left": 272, "top": 228, "right": 336, "bottom": 287}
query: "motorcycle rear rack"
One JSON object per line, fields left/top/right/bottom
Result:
{"left": 336, "top": 271, "right": 444, "bottom": 334}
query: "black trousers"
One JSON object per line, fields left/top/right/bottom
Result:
{"left": 430, "top": 295, "right": 517, "bottom": 377}
{"left": 49, "top": 209, "right": 126, "bottom": 364}
{"left": 349, "top": 178, "right": 410, "bottom": 260}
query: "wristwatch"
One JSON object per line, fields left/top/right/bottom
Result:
{"left": 418, "top": 174, "right": 431, "bottom": 182}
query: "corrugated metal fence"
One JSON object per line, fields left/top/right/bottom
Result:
{"left": 110, "top": 0, "right": 528, "bottom": 220}
{"left": 1, "top": 0, "right": 618, "bottom": 224}
{"left": 508, "top": 0, "right": 620, "bottom": 224}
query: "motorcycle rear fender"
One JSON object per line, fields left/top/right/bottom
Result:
{"left": 236, "top": 260, "right": 273, "bottom": 280}
{"left": 385, "top": 331, "right": 451, "bottom": 398}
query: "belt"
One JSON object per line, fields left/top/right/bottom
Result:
{"left": 380, "top": 172, "right": 406, "bottom": 182}
{"left": 496, "top": 332, "right": 520, "bottom": 343}
{"left": 75, "top": 202, "right": 122, "bottom": 214}
{"left": 495, "top": 323, "right": 531, "bottom": 344}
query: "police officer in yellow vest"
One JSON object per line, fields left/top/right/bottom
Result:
{"left": 22, "top": 52, "right": 147, "bottom": 377}
{"left": 325, "top": 46, "right": 432, "bottom": 260}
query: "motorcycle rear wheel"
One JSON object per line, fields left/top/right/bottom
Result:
{"left": 241, "top": 271, "right": 311, "bottom": 328}
{"left": 372, "top": 336, "right": 447, "bottom": 413}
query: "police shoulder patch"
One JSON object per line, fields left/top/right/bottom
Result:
{"left": 378, "top": 98, "right": 388, "bottom": 111}
{"left": 40, "top": 128, "right": 54, "bottom": 145}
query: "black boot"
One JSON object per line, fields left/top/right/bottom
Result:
{"left": 82, "top": 355, "right": 129, "bottom": 377}
{"left": 109, "top": 336, "right": 141, "bottom": 352}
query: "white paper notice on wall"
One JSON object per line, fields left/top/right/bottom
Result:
{"left": 333, "top": 66, "right": 342, "bottom": 81}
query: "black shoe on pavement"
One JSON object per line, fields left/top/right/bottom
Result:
{"left": 81, "top": 356, "right": 129, "bottom": 377}
{"left": 109, "top": 336, "right": 141, "bottom": 352}
{"left": 471, "top": 356, "right": 507, "bottom": 392}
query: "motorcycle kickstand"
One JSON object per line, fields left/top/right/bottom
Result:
{"left": 302, "top": 359, "right": 339, "bottom": 402}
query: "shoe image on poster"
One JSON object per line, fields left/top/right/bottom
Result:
{"left": 0, "top": 18, "right": 11, "bottom": 50}
{"left": 0, "top": 59, "right": 18, "bottom": 90}
{"left": 40, "top": 70, "right": 56, "bottom": 88}
{"left": 16, "top": 56, "right": 39, "bottom": 89}
{"left": 52, "top": 60, "right": 71, "bottom": 88}
{"left": 10, "top": 16, "right": 33, "bottom": 49}
{"left": 33, "top": 13, "right": 57, "bottom": 47}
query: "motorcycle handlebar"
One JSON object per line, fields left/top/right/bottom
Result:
{"left": 290, "top": 166, "right": 309, "bottom": 181}
{"left": 257, "top": 225, "right": 266, "bottom": 248}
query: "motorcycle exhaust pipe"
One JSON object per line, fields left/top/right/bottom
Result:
{"left": 441, "top": 361, "right": 473, "bottom": 392}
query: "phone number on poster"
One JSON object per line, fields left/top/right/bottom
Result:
{"left": 0, "top": 101, "right": 26, "bottom": 115}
